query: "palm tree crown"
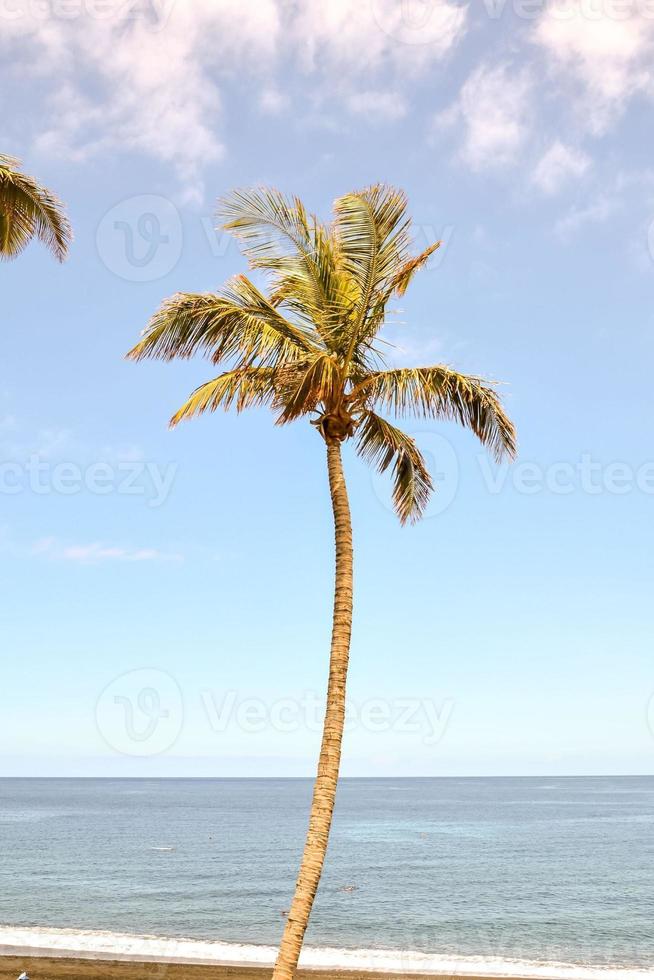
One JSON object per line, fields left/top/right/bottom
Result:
{"left": 0, "top": 154, "right": 72, "bottom": 262}
{"left": 128, "top": 185, "right": 516, "bottom": 520}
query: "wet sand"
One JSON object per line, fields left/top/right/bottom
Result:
{"left": 0, "top": 956, "right": 485, "bottom": 980}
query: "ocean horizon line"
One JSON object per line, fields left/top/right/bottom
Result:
{"left": 1, "top": 773, "right": 653, "bottom": 781}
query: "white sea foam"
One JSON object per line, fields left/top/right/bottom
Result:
{"left": 1, "top": 926, "right": 653, "bottom": 979}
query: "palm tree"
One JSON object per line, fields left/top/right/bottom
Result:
{"left": 127, "top": 185, "right": 516, "bottom": 980}
{"left": 0, "top": 154, "right": 72, "bottom": 261}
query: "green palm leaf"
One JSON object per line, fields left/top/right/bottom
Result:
{"left": 170, "top": 367, "right": 278, "bottom": 425}
{"left": 351, "top": 366, "right": 516, "bottom": 462}
{"left": 219, "top": 187, "right": 349, "bottom": 351}
{"left": 0, "top": 154, "right": 71, "bottom": 261}
{"left": 333, "top": 184, "right": 412, "bottom": 355}
{"left": 127, "top": 276, "right": 322, "bottom": 368}
{"left": 355, "top": 411, "right": 433, "bottom": 524}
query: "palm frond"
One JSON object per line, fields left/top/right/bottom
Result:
{"left": 390, "top": 241, "right": 442, "bottom": 297}
{"left": 355, "top": 411, "right": 433, "bottom": 524}
{"left": 333, "top": 184, "right": 412, "bottom": 354}
{"left": 170, "top": 367, "right": 277, "bottom": 425}
{"left": 219, "top": 187, "right": 349, "bottom": 349}
{"left": 219, "top": 187, "right": 314, "bottom": 269}
{"left": 127, "top": 275, "right": 322, "bottom": 368}
{"left": 0, "top": 154, "right": 71, "bottom": 261}
{"left": 268, "top": 226, "right": 352, "bottom": 347}
{"left": 351, "top": 366, "right": 517, "bottom": 462}
{"left": 277, "top": 353, "right": 340, "bottom": 424}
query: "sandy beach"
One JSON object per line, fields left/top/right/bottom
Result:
{"left": 0, "top": 959, "right": 483, "bottom": 980}
{"left": 5, "top": 956, "right": 654, "bottom": 980}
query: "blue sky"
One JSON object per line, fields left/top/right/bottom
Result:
{"left": 2, "top": 0, "right": 654, "bottom": 777}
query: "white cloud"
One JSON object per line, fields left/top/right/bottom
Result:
{"left": 532, "top": 140, "right": 591, "bottom": 194}
{"left": 554, "top": 196, "right": 615, "bottom": 238}
{"left": 550, "top": 165, "right": 654, "bottom": 239}
{"left": 0, "top": 420, "right": 142, "bottom": 464}
{"left": 289, "top": 0, "right": 467, "bottom": 74}
{"left": 533, "top": 2, "right": 654, "bottom": 133}
{"left": 258, "top": 88, "right": 289, "bottom": 115}
{"left": 0, "top": 424, "right": 75, "bottom": 460}
{"left": 2, "top": 0, "right": 280, "bottom": 201}
{"left": 437, "top": 63, "right": 533, "bottom": 170}
{"left": 32, "top": 538, "right": 182, "bottom": 564}
{"left": 346, "top": 90, "right": 408, "bottom": 122}
{"left": 97, "top": 443, "right": 145, "bottom": 464}
{"left": 431, "top": 5, "right": 654, "bottom": 192}
{"left": 2, "top": 0, "right": 467, "bottom": 199}
{"left": 384, "top": 331, "right": 447, "bottom": 367}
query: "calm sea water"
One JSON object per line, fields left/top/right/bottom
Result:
{"left": 0, "top": 777, "right": 652, "bottom": 973}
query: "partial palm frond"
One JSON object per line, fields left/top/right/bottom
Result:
{"left": 170, "top": 367, "right": 278, "bottom": 426}
{"left": 333, "top": 184, "right": 412, "bottom": 354}
{"left": 219, "top": 186, "right": 314, "bottom": 270}
{"left": 268, "top": 224, "right": 351, "bottom": 345}
{"left": 0, "top": 154, "right": 71, "bottom": 261}
{"left": 360, "top": 240, "right": 443, "bottom": 345}
{"left": 355, "top": 411, "right": 433, "bottom": 524}
{"left": 390, "top": 241, "right": 442, "bottom": 297}
{"left": 219, "top": 187, "right": 349, "bottom": 349}
{"left": 277, "top": 353, "right": 340, "bottom": 424}
{"left": 351, "top": 366, "right": 517, "bottom": 462}
{"left": 127, "top": 275, "right": 322, "bottom": 367}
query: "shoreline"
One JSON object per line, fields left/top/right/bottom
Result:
{"left": 1, "top": 930, "right": 653, "bottom": 980}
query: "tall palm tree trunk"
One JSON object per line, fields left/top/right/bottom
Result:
{"left": 272, "top": 438, "right": 354, "bottom": 980}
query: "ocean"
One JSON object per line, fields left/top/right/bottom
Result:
{"left": 0, "top": 777, "right": 652, "bottom": 977}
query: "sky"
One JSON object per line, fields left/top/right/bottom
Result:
{"left": 1, "top": 0, "right": 654, "bottom": 777}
